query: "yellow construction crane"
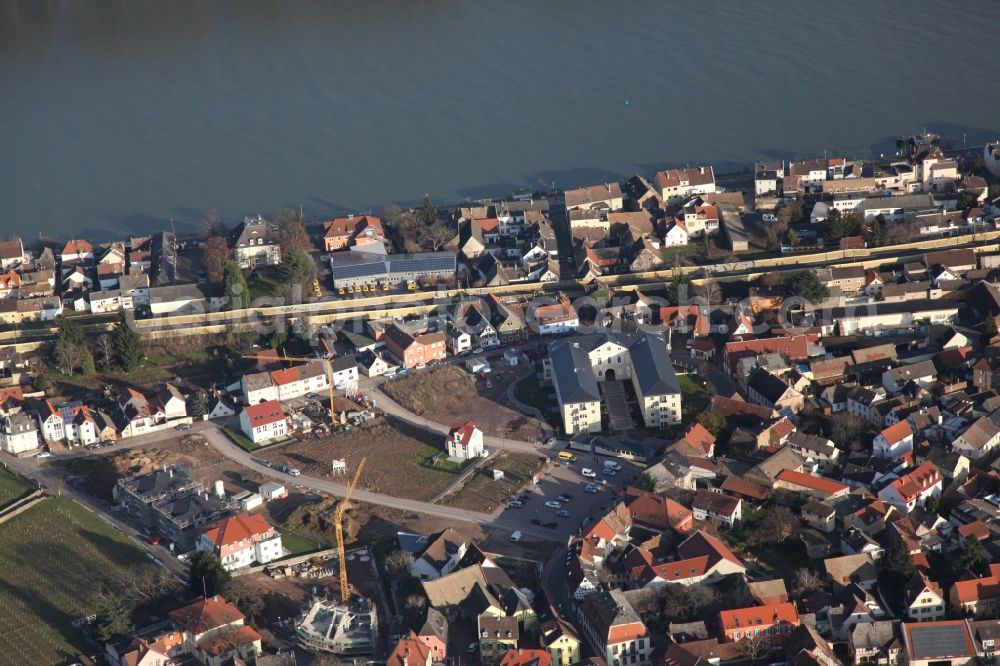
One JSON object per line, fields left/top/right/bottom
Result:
{"left": 242, "top": 352, "right": 337, "bottom": 427}
{"left": 337, "top": 457, "right": 367, "bottom": 603}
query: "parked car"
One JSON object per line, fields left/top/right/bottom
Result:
{"left": 174, "top": 423, "right": 191, "bottom": 431}
{"left": 288, "top": 468, "right": 301, "bottom": 476}
{"left": 558, "top": 493, "right": 574, "bottom": 501}
{"left": 146, "top": 534, "right": 159, "bottom": 545}
{"left": 542, "top": 521, "right": 558, "bottom": 529}
{"left": 556, "top": 510, "right": 570, "bottom": 518}
{"left": 544, "top": 501, "right": 561, "bottom": 509}
{"left": 35, "top": 451, "right": 52, "bottom": 459}
{"left": 509, "top": 531, "right": 523, "bottom": 542}
{"left": 467, "top": 643, "right": 478, "bottom": 654}
{"left": 507, "top": 500, "right": 523, "bottom": 509}
{"left": 584, "top": 484, "right": 598, "bottom": 493}
{"left": 530, "top": 518, "right": 543, "bottom": 526}
{"left": 519, "top": 492, "right": 532, "bottom": 501}
{"left": 581, "top": 468, "right": 597, "bottom": 478}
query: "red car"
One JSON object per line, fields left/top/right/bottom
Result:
{"left": 146, "top": 535, "right": 159, "bottom": 546}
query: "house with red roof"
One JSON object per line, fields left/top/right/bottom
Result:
{"left": 322, "top": 215, "right": 386, "bottom": 252}
{"left": 878, "top": 462, "right": 943, "bottom": 514}
{"left": 446, "top": 420, "right": 485, "bottom": 460}
{"left": 631, "top": 530, "right": 745, "bottom": 588}
{"left": 500, "top": 648, "right": 552, "bottom": 666}
{"left": 655, "top": 166, "right": 717, "bottom": 204}
{"left": 168, "top": 595, "right": 262, "bottom": 665}
{"left": 60, "top": 238, "right": 94, "bottom": 263}
{"left": 874, "top": 421, "right": 915, "bottom": 459}
{"left": 774, "top": 469, "right": 850, "bottom": 500}
{"left": 196, "top": 511, "right": 283, "bottom": 571}
{"left": 903, "top": 571, "right": 946, "bottom": 622}
{"left": 624, "top": 489, "right": 693, "bottom": 534}
{"left": 718, "top": 602, "right": 800, "bottom": 646}
{"left": 388, "top": 631, "right": 433, "bottom": 666}
{"left": 577, "top": 588, "right": 651, "bottom": 666}
{"left": 660, "top": 305, "right": 711, "bottom": 338}
{"left": 239, "top": 400, "right": 287, "bottom": 444}
{"left": 384, "top": 323, "right": 447, "bottom": 369}
{"left": 950, "top": 563, "right": 1000, "bottom": 618}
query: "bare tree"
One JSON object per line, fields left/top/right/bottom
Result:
{"left": 201, "top": 235, "right": 232, "bottom": 283}
{"left": 200, "top": 208, "right": 226, "bottom": 237}
{"left": 276, "top": 217, "right": 312, "bottom": 253}
{"left": 95, "top": 334, "right": 116, "bottom": 368}
{"left": 791, "top": 568, "right": 823, "bottom": 598}
{"left": 696, "top": 274, "right": 721, "bottom": 305}
{"left": 736, "top": 633, "right": 770, "bottom": 663}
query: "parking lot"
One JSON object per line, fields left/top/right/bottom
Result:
{"left": 498, "top": 453, "right": 645, "bottom": 539}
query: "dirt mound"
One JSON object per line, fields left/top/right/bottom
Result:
{"left": 285, "top": 498, "right": 364, "bottom": 544}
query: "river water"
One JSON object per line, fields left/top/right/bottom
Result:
{"left": 1, "top": 0, "right": 998, "bottom": 239}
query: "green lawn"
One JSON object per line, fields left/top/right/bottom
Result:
{"left": 513, "top": 372, "right": 561, "bottom": 429}
{"left": 0, "top": 466, "right": 35, "bottom": 511}
{"left": 281, "top": 530, "right": 323, "bottom": 556}
{"left": 677, "top": 372, "right": 710, "bottom": 426}
{"left": 224, "top": 427, "right": 262, "bottom": 452}
{"left": 0, "top": 496, "right": 158, "bottom": 666}
{"left": 247, "top": 273, "right": 279, "bottom": 301}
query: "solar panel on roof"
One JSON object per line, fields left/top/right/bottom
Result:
{"left": 908, "top": 624, "right": 971, "bottom": 659}
{"left": 330, "top": 261, "right": 386, "bottom": 280}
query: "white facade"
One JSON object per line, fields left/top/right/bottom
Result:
{"left": 1, "top": 415, "right": 39, "bottom": 454}
{"left": 240, "top": 405, "right": 288, "bottom": 444}
{"left": 446, "top": 423, "right": 486, "bottom": 460}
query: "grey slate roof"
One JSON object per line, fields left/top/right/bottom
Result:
{"left": 549, "top": 340, "right": 600, "bottom": 404}
{"left": 628, "top": 333, "right": 680, "bottom": 396}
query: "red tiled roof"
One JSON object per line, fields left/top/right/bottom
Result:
{"left": 880, "top": 421, "right": 913, "bottom": 445}
{"left": 388, "top": 632, "right": 433, "bottom": 666}
{"left": 243, "top": 400, "right": 286, "bottom": 427}
{"left": 776, "top": 469, "right": 849, "bottom": 495}
{"left": 169, "top": 595, "right": 246, "bottom": 635}
{"left": 719, "top": 602, "right": 798, "bottom": 633}
{"left": 200, "top": 512, "right": 276, "bottom": 556}
{"left": 890, "top": 462, "right": 942, "bottom": 502}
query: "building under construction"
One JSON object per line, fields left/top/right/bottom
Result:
{"left": 296, "top": 594, "right": 378, "bottom": 655}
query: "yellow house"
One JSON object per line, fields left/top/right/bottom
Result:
{"left": 479, "top": 615, "right": 520, "bottom": 665}
{"left": 542, "top": 615, "right": 582, "bottom": 666}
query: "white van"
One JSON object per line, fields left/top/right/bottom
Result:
{"left": 510, "top": 530, "right": 523, "bottom": 542}
{"left": 581, "top": 468, "right": 597, "bottom": 478}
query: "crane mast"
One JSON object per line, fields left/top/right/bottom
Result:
{"left": 336, "top": 457, "right": 367, "bottom": 603}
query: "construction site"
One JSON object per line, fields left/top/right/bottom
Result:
{"left": 288, "top": 457, "right": 381, "bottom": 657}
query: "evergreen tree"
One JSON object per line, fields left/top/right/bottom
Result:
{"left": 113, "top": 312, "right": 144, "bottom": 373}
{"left": 223, "top": 261, "right": 250, "bottom": 310}
{"left": 188, "top": 550, "right": 231, "bottom": 597}
{"left": 961, "top": 535, "right": 986, "bottom": 575}
{"left": 421, "top": 195, "right": 437, "bottom": 226}
{"left": 92, "top": 601, "right": 135, "bottom": 642}
{"left": 666, "top": 270, "right": 693, "bottom": 306}
{"left": 187, "top": 392, "right": 209, "bottom": 419}
{"left": 81, "top": 350, "right": 97, "bottom": 377}
{"left": 884, "top": 533, "right": 915, "bottom": 582}
{"left": 53, "top": 317, "right": 86, "bottom": 374}
{"left": 786, "top": 270, "right": 829, "bottom": 304}
{"left": 278, "top": 247, "right": 317, "bottom": 287}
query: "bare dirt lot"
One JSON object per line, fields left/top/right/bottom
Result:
{"left": 258, "top": 417, "right": 465, "bottom": 501}
{"left": 58, "top": 434, "right": 265, "bottom": 502}
{"left": 439, "top": 451, "right": 546, "bottom": 513}
{"left": 381, "top": 362, "right": 546, "bottom": 441}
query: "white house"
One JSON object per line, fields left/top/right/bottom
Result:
{"left": 242, "top": 371, "right": 278, "bottom": 405}
{"left": 329, "top": 355, "right": 358, "bottom": 390}
{"left": 445, "top": 421, "right": 486, "bottom": 460}
{"left": 953, "top": 416, "right": 1000, "bottom": 460}
{"left": 35, "top": 400, "right": 64, "bottom": 443}
{"left": 358, "top": 351, "right": 393, "bottom": 378}
{"left": 1, "top": 413, "right": 39, "bottom": 454}
{"left": 89, "top": 289, "right": 134, "bottom": 314}
{"left": 873, "top": 421, "right": 914, "bottom": 459}
{"left": 409, "top": 528, "right": 468, "bottom": 581}
{"left": 663, "top": 222, "right": 690, "bottom": 247}
{"left": 240, "top": 401, "right": 287, "bottom": 444}
{"left": 882, "top": 361, "right": 938, "bottom": 395}
{"left": 64, "top": 405, "right": 99, "bottom": 446}
{"left": 877, "top": 462, "right": 942, "bottom": 514}
{"left": 196, "top": 512, "right": 283, "bottom": 571}
{"left": 207, "top": 395, "right": 236, "bottom": 420}
{"left": 270, "top": 360, "right": 330, "bottom": 402}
